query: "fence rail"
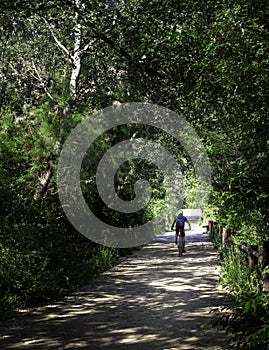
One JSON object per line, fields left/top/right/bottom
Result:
{"left": 205, "top": 220, "right": 269, "bottom": 292}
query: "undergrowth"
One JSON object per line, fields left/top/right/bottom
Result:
{"left": 212, "top": 241, "right": 269, "bottom": 349}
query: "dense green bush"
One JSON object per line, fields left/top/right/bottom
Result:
{"left": 0, "top": 208, "right": 119, "bottom": 320}
{"left": 209, "top": 222, "right": 269, "bottom": 348}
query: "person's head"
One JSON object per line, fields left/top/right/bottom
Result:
{"left": 178, "top": 210, "right": 183, "bottom": 216}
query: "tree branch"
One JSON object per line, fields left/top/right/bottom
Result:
{"left": 30, "top": 59, "right": 56, "bottom": 102}
{"left": 87, "top": 21, "right": 164, "bottom": 79}
{"left": 43, "top": 18, "right": 71, "bottom": 59}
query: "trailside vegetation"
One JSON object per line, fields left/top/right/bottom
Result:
{"left": 0, "top": 1, "right": 268, "bottom": 346}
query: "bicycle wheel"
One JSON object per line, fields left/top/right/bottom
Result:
{"left": 178, "top": 239, "right": 183, "bottom": 257}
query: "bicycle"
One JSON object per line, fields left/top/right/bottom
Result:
{"left": 177, "top": 235, "right": 184, "bottom": 257}
{"left": 172, "top": 228, "right": 190, "bottom": 257}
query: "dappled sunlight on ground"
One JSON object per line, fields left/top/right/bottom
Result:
{"left": 0, "top": 222, "right": 230, "bottom": 349}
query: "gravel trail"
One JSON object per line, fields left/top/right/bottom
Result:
{"left": 0, "top": 222, "right": 230, "bottom": 349}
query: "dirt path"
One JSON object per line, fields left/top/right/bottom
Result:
{"left": 0, "top": 222, "right": 230, "bottom": 349}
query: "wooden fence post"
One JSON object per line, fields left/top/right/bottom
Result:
{"left": 219, "top": 226, "right": 223, "bottom": 244}
{"left": 249, "top": 245, "right": 258, "bottom": 271}
{"left": 222, "top": 227, "right": 231, "bottom": 246}
{"left": 208, "top": 220, "right": 214, "bottom": 237}
{"left": 262, "top": 240, "right": 269, "bottom": 292}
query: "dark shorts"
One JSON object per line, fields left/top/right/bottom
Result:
{"left": 175, "top": 227, "right": 185, "bottom": 237}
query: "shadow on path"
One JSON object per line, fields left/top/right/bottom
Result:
{"left": 0, "top": 223, "right": 230, "bottom": 349}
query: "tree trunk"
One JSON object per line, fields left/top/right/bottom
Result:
{"left": 35, "top": 0, "right": 83, "bottom": 202}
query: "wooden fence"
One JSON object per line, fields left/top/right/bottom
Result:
{"left": 205, "top": 220, "right": 269, "bottom": 292}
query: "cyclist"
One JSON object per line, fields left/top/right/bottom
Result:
{"left": 171, "top": 211, "right": 191, "bottom": 253}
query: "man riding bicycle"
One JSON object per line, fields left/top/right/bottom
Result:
{"left": 171, "top": 211, "right": 191, "bottom": 253}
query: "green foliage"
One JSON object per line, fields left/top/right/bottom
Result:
{"left": 210, "top": 233, "right": 269, "bottom": 347}
{"left": 0, "top": 4, "right": 269, "bottom": 345}
{"left": 0, "top": 206, "right": 119, "bottom": 320}
{"left": 208, "top": 218, "right": 269, "bottom": 347}
{"left": 0, "top": 103, "right": 119, "bottom": 319}
{"left": 216, "top": 292, "right": 269, "bottom": 349}
{"left": 0, "top": 224, "right": 50, "bottom": 319}
{"left": 220, "top": 247, "right": 262, "bottom": 295}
